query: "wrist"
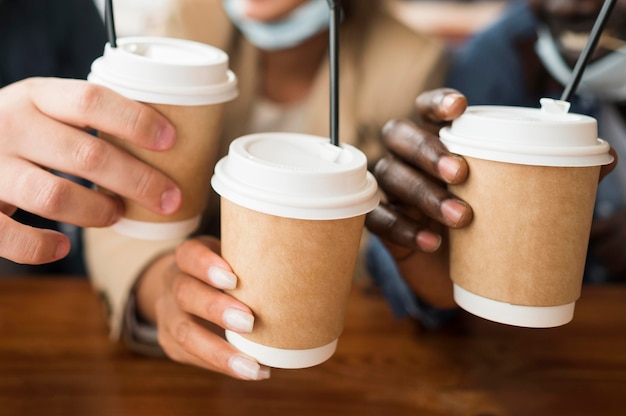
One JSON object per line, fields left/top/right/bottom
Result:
{"left": 135, "top": 252, "right": 176, "bottom": 324}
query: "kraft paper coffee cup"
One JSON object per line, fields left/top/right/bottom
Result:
{"left": 211, "top": 133, "right": 379, "bottom": 368}
{"left": 88, "top": 37, "right": 237, "bottom": 240}
{"left": 439, "top": 99, "right": 613, "bottom": 328}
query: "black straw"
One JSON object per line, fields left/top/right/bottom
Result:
{"left": 560, "top": 0, "right": 617, "bottom": 102}
{"left": 105, "top": 0, "right": 118, "bottom": 48}
{"left": 328, "top": 0, "right": 340, "bottom": 146}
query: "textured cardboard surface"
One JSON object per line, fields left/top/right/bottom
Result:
{"left": 221, "top": 198, "right": 365, "bottom": 350}
{"left": 449, "top": 157, "right": 600, "bottom": 306}
{"left": 100, "top": 103, "right": 223, "bottom": 222}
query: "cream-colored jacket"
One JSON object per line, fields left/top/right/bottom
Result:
{"left": 85, "top": 0, "right": 447, "bottom": 346}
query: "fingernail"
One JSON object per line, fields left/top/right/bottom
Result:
{"left": 160, "top": 186, "right": 181, "bottom": 214}
{"left": 223, "top": 308, "right": 254, "bottom": 333}
{"left": 229, "top": 355, "right": 271, "bottom": 380}
{"left": 438, "top": 156, "right": 461, "bottom": 183}
{"left": 440, "top": 92, "right": 466, "bottom": 118}
{"left": 54, "top": 238, "right": 70, "bottom": 259}
{"left": 156, "top": 122, "right": 176, "bottom": 150}
{"left": 208, "top": 266, "right": 237, "bottom": 290}
{"left": 416, "top": 231, "right": 441, "bottom": 252}
{"left": 441, "top": 199, "right": 466, "bottom": 227}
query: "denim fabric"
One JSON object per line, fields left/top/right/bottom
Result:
{"left": 365, "top": 236, "right": 458, "bottom": 330}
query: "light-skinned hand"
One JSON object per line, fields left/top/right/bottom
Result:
{"left": 0, "top": 77, "right": 181, "bottom": 264}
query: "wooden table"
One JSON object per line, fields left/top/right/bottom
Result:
{"left": 0, "top": 277, "right": 625, "bottom": 416}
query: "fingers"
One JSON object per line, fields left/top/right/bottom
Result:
{"left": 371, "top": 109, "right": 473, "bottom": 250}
{"left": 156, "top": 297, "right": 270, "bottom": 380}
{"left": 382, "top": 119, "right": 468, "bottom": 185}
{"left": 415, "top": 88, "right": 467, "bottom": 127}
{"left": 373, "top": 157, "right": 472, "bottom": 229}
{"left": 171, "top": 270, "right": 253, "bottom": 334}
{"left": 1, "top": 78, "right": 182, "bottom": 218}
{"left": 0, "top": 157, "right": 122, "bottom": 227}
{"left": 158, "top": 264, "right": 269, "bottom": 379}
{"left": 10, "top": 117, "right": 181, "bottom": 217}
{"left": 25, "top": 78, "right": 176, "bottom": 150}
{"left": 365, "top": 204, "right": 442, "bottom": 252}
{"left": 0, "top": 214, "right": 70, "bottom": 264}
{"left": 154, "top": 238, "right": 270, "bottom": 380}
{"left": 175, "top": 238, "right": 234, "bottom": 286}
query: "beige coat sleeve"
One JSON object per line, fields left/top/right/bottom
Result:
{"left": 84, "top": 226, "right": 184, "bottom": 339}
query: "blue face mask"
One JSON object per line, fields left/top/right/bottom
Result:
{"left": 223, "top": 0, "right": 330, "bottom": 51}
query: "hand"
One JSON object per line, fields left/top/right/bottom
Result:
{"left": 0, "top": 77, "right": 181, "bottom": 265}
{"left": 590, "top": 210, "right": 626, "bottom": 280}
{"left": 135, "top": 236, "right": 271, "bottom": 381}
{"left": 365, "top": 88, "right": 473, "bottom": 256}
{"left": 364, "top": 88, "right": 472, "bottom": 308}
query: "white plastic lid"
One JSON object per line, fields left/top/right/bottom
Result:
{"left": 88, "top": 37, "right": 238, "bottom": 105}
{"left": 440, "top": 100, "right": 613, "bottom": 167}
{"left": 453, "top": 284, "right": 574, "bottom": 328}
{"left": 211, "top": 133, "right": 379, "bottom": 220}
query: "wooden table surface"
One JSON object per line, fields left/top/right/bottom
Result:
{"left": 0, "top": 277, "right": 625, "bottom": 416}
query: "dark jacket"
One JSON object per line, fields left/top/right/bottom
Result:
{"left": 0, "top": 0, "right": 106, "bottom": 276}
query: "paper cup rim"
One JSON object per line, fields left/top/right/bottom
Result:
{"left": 226, "top": 331, "right": 337, "bottom": 369}
{"left": 109, "top": 216, "right": 201, "bottom": 240}
{"left": 453, "top": 284, "right": 575, "bottom": 328}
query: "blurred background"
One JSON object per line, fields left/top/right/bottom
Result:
{"left": 92, "top": 0, "right": 508, "bottom": 45}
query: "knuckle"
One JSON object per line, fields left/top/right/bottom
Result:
{"left": 157, "top": 333, "right": 185, "bottom": 363}
{"left": 171, "top": 276, "right": 190, "bottom": 306}
{"left": 121, "top": 106, "right": 149, "bottom": 139}
{"left": 174, "top": 240, "right": 193, "bottom": 264}
{"left": 18, "top": 235, "right": 50, "bottom": 264}
{"left": 72, "top": 83, "right": 105, "bottom": 117}
{"left": 173, "top": 320, "right": 193, "bottom": 347}
{"left": 0, "top": 219, "right": 49, "bottom": 264}
{"left": 131, "top": 166, "right": 160, "bottom": 202}
{"left": 26, "top": 175, "right": 70, "bottom": 217}
{"left": 72, "top": 138, "right": 108, "bottom": 172}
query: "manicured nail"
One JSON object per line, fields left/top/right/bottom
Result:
{"left": 441, "top": 199, "right": 466, "bottom": 227}
{"left": 438, "top": 156, "right": 461, "bottom": 183}
{"left": 223, "top": 308, "right": 254, "bottom": 333}
{"left": 229, "top": 355, "right": 271, "bottom": 380}
{"left": 160, "top": 186, "right": 181, "bottom": 214}
{"left": 416, "top": 231, "right": 442, "bottom": 253}
{"left": 208, "top": 266, "right": 237, "bottom": 290}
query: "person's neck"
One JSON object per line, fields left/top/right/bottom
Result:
{"left": 259, "top": 31, "right": 329, "bottom": 104}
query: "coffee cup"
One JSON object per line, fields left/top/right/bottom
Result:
{"left": 211, "top": 133, "right": 379, "bottom": 368}
{"left": 88, "top": 37, "right": 237, "bottom": 240}
{"left": 439, "top": 99, "right": 614, "bottom": 328}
